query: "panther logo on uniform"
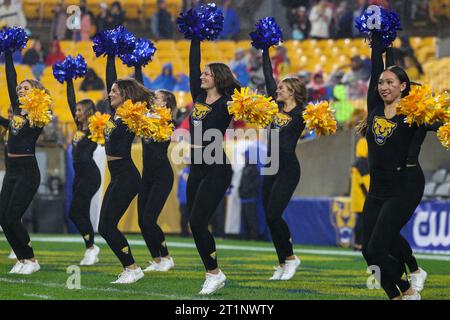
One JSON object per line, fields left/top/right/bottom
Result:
{"left": 273, "top": 112, "right": 292, "bottom": 130}
{"left": 11, "top": 115, "right": 27, "bottom": 135}
{"left": 104, "top": 120, "right": 116, "bottom": 142}
{"left": 372, "top": 116, "right": 397, "bottom": 146}
{"left": 191, "top": 103, "right": 212, "bottom": 127}
{"left": 72, "top": 131, "right": 86, "bottom": 146}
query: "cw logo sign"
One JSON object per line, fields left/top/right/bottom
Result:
{"left": 413, "top": 210, "right": 450, "bottom": 247}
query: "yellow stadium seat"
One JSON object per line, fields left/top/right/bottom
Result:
{"left": 156, "top": 40, "right": 176, "bottom": 51}
{"left": 236, "top": 40, "right": 251, "bottom": 51}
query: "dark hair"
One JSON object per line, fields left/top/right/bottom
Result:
{"left": 156, "top": 90, "right": 177, "bottom": 112}
{"left": 359, "top": 66, "right": 411, "bottom": 136}
{"left": 114, "top": 78, "right": 155, "bottom": 105}
{"left": 207, "top": 63, "right": 241, "bottom": 97}
{"left": 76, "top": 99, "right": 96, "bottom": 128}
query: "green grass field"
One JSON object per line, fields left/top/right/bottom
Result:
{"left": 1, "top": 235, "right": 449, "bottom": 300}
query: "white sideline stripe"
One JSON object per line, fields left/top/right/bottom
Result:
{"left": 0, "top": 277, "right": 195, "bottom": 300}
{"left": 1, "top": 236, "right": 450, "bottom": 261}
{"left": 23, "top": 293, "right": 53, "bottom": 300}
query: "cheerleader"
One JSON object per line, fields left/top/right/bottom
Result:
{"left": 65, "top": 78, "right": 102, "bottom": 266}
{"left": 97, "top": 54, "right": 151, "bottom": 284}
{"left": 361, "top": 32, "right": 423, "bottom": 300}
{"left": 0, "top": 47, "right": 49, "bottom": 275}
{"left": 261, "top": 46, "right": 305, "bottom": 281}
{"left": 134, "top": 68, "right": 176, "bottom": 272}
{"left": 187, "top": 37, "right": 240, "bottom": 295}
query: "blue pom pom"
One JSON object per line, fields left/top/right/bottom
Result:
{"left": 176, "top": 3, "right": 224, "bottom": 41}
{"left": 0, "top": 26, "right": 29, "bottom": 53}
{"left": 53, "top": 54, "right": 88, "bottom": 83}
{"left": 250, "top": 17, "right": 283, "bottom": 50}
{"left": 92, "top": 25, "right": 136, "bottom": 57}
{"left": 355, "top": 6, "right": 402, "bottom": 47}
{"left": 119, "top": 38, "right": 157, "bottom": 67}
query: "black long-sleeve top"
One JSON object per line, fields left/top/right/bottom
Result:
{"left": 262, "top": 48, "right": 305, "bottom": 156}
{"left": 5, "top": 51, "right": 43, "bottom": 155}
{"left": 104, "top": 55, "right": 136, "bottom": 159}
{"left": 365, "top": 34, "right": 418, "bottom": 176}
{"left": 66, "top": 80, "right": 98, "bottom": 163}
{"left": 189, "top": 39, "right": 235, "bottom": 150}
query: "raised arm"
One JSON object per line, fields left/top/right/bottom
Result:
{"left": 189, "top": 38, "right": 203, "bottom": 101}
{"left": 385, "top": 46, "right": 395, "bottom": 68}
{"left": 134, "top": 66, "right": 144, "bottom": 85}
{"left": 367, "top": 33, "right": 386, "bottom": 114}
{"left": 4, "top": 51, "right": 19, "bottom": 112}
{"left": 66, "top": 79, "right": 78, "bottom": 124}
{"left": 106, "top": 55, "right": 117, "bottom": 97}
{"left": 262, "top": 48, "right": 277, "bottom": 99}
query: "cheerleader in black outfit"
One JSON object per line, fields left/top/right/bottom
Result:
{"left": 65, "top": 78, "right": 102, "bottom": 265}
{"left": 262, "top": 46, "right": 306, "bottom": 281}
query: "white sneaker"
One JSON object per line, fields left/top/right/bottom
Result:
{"left": 111, "top": 267, "right": 144, "bottom": 284}
{"left": 269, "top": 266, "right": 284, "bottom": 280}
{"left": 80, "top": 245, "right": 100, "bottom": 266}
{"left": 402, "top": 290, "right": 421, "bottom": 300}
{"left": 198, "top": 270, "right": 226, "bottom": 295}
{"left": 8, "top": 251, "right": 17, "bottom": 260}
{"left": 159, "top": 257, "right": 175, "bottom": 272}
{"left": 9, "top": 261, "right": 24, "bottom": 274}
{"left": 280, "top": 256, "right": 301, "bottom": 280}
{"left": 143, "top": 261, "right": 163, "bottom": 272}
{"left": 18, "top": 260, "right": 40, "bottom": 275}
{"left": 410, "top": 268, "right": 427, "bottom": 292}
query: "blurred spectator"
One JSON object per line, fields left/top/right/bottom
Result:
{"left": 219, "top": 0, "right": 240, "bottom": 40}
{"left": 45, "top": 40, "right": 66, "bottom": 66}
{"left": 248, "top": 48, "right": 265, "bottom": 93}
{"left": 330, "top": 72, "right": 354, "bottom": 128}
{"left": 80, "top": 68, "right": 105, "bottom": 91}
{"left": 352, "top": 0, "right": 367, "bottom": 38}
{"left": 182, "top": 0, "right": 202, "bottom": 11}
{"left": 350, "top": 137, "right": 369, "bottom": 251}
{"left": 230, "top": 48, "right": 250, "bottom": 86}
{"left": 297, "top": 71, "right": 311, "bottom": 86}
{"left": 0, "top": 50, "right": 22, "bottom": 64}
{"left": 309, "top": 0, "right": 333, "bottom": 39}
{"left": 283, "top": 0, "right": 311, "bottom": 33}
{"left": 341, "top": 56, "right": 370, "bottom": 99}
{"left": 239, "top": 153, "right": 260, "bottom": 241}
{"left": 51, "top": 2, "right": 68, "bottom": 40}
{"left": 0, "top": 0, "right": 27, "bottom": 28}
{"left": 291, "top": 6, "right": 311, "bottom": 40}
{"left": 272, "top": 46, "right": 291, "bottom": 80}
{"left": 173, "top": 73, "right": 190, "bottom": 92}
{"left": 151, "top": 0, "right": 174, "bottom": 39}
{"left": 307, "top": 71, "right": 332, "bottom": 101}
{"left": 22, "top": 39, "right": 46, "bottom": 80}
{"left": 177, "top": 165, "right": 190, "bottom": 237}
{"left": 334, "top": 0, "right": 353, "bottom": 39}
{"left": 399, "top": 36, "right": 424, "bottom": 78}
{"left": 106, "top": 1, "right": 125, "bottom": 30}
{"left": 151, "top": 63, "right": 177, "bottom": 91}
{"left": 95, "top": 2, "right": 109, "bottom": 33}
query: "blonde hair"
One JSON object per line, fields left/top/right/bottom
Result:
{"left": 19, "top": 79, "right": 50, "bottom": 95}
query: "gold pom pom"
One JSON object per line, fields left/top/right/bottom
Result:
{"left": 303, "top": 101, "right": 337, "bottom": 136}
{"left": 397, "top": 86, "right": 450, "bottom": 126}
{"left": 228, "top": 87, "right": 278, "bottom": 128}
{"left": 19, "top": 88, "right": 53, "bottom": 128}
{"left": 147, "top": 106, "right": 175, "bottom": 142}
{"left": 116, "top": 99, "right": 151, "bottom": 137}
{"left": 88, "top": 112, "right": 111, "bottom": 145}
{"left": 437, "top": 122, "right": 450, "bottom": 150}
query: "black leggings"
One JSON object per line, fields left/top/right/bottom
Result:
{"left": 389, "top": 165, "right": 424, "bottom": 274}
{"left": 69, "top": 160, "right": 101, "bottom": 249}
{"left": 262, "top": 153, "right": 300, "bottom": 264}
{"left": 98, "top": 158, "right": 140, "bottom": 267}
{"left": 138, "top": 161, "right": 174, "bottom": 259}
{"left": 0, "top": 156, "right": 40, "bottom": 260}
{"left": 187, "top": 161, "right": 232, "bottom": 271}
{"left": 362, "top": 171, "right": 422, "bottom": 299}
